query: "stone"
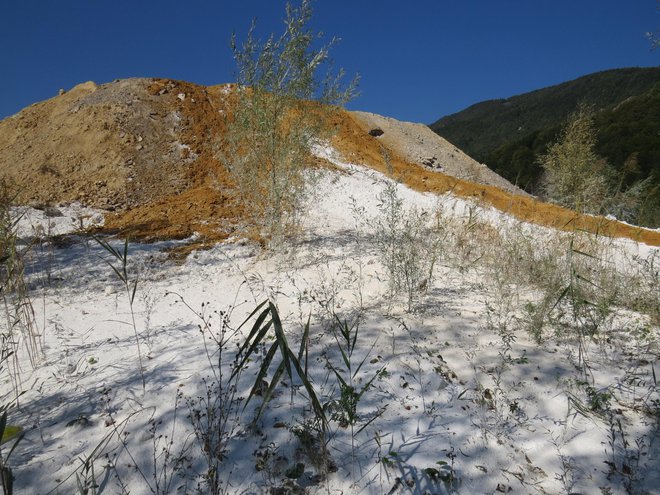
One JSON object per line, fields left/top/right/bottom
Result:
{"left": 422, "top": 156, "right": 443, "bottom": 170}
{"left": 44, "top": 206, "right": 63, "bottom": 218}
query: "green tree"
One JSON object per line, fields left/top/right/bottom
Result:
{"left": 221, "top": 0, "right": 357, "bottom": 243}
{"left": 538, "top": 105, "right": 610, "bottom": 214}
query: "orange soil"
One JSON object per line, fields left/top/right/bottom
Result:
{"left": 101, "top": 80, "right": 245, "bottom": 246}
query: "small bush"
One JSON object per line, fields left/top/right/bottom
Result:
{"left": 372, "top": 181, "right": 443, "bottom": 312}
{"left": 538, "top": 105, "right": 648, "bottom": 221}
{"left": 538, "top": 105, "right": 610, "bottom": 214}
{"left": 221, "top": 0, "right": 357, "bottom": 244}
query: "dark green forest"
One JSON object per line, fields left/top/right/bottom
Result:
{"left": 429, "top": 68, "right": 660, "bottom": 226}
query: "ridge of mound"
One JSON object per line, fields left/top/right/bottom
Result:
{"left": 349, "top": 110, "right": 528, "bottom": 196}
{"left": 1, "top": 78, "right": 658, "bottom": 247}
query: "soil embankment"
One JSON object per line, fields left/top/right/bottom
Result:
{"left": 1, "top": 78, "right": 657, "bottom": 247}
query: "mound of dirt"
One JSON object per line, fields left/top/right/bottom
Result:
{"left": 1, "top": 77, "right": 658, "bottom": 247}
{"left": 349, "top": 111, "right": 528, "bottom": 196}
{"left": 0, "top": 78, "right": 244, "bottom": 243}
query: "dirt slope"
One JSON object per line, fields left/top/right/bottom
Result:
{"left": 1, "top": 77, "right": 658, "bottom": 247}
{"left": 349, "top": 111, "right": 527, "bottom": 196}
{"left": 0, "top": 78, "right": 242, "bottom": 242}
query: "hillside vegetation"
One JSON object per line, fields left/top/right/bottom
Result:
{"left": 429, "top": 68, "right": 660, "bottom": 226}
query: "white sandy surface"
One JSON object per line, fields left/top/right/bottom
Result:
{"left": 2, "top": 147, "right": 658, "bottom": 495}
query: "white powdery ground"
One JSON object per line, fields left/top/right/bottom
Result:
{"left": 2, "top": 147, "right": 658, "bottom": 495}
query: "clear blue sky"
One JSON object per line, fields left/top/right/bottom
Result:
{"left": 1, "top": 1, "right": 658, "bottom": 124}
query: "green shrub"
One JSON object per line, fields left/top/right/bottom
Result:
{"left": 373, "top": 181, "right": 443, "bottom": 312}
{"left": 221, "top": 0, "right": 357, "bottom": 244}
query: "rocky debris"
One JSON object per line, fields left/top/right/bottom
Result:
{"left": 422, "top": 156, "right": 443, "bottom": 171}
{"left": 350, "top": 111, "right": 529, "bottom": 196}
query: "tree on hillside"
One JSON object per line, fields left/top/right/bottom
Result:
{"left": 221, "top": 0, "right": 357, "bottom": 244}
{"left": 538, "top": 105, "right": 610, "bottom": 214}
{"left": 538, "top": 105, "right": 650, "bottom": 222}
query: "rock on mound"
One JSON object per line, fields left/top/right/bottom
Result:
{"left": 349, "top": 111, "right": 527, "bottom": 196}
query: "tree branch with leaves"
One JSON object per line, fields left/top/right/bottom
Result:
{"left": 220, "top": 0, "right": 358, "bottom": 244}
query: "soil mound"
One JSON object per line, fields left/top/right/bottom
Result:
{"left": 0, "top": 78, "right": 241, "bottom": 242}
{"left": 349, "top": 111, "right": 527, "bottom": 196}
{"left": 1, "top": 78, "right": 658, "bottom": 247}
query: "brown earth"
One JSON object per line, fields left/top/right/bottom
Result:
{"left": 1, "top": 77, "right": 658, "bottom": 248}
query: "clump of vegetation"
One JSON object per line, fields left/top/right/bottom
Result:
{"left": 0, "top": 182, "right": 41, "bottom": 396}
{"left": 537, "top": 105, "right": 610, "bottom": 214}
{"left": 221, "top": 0, "right": 357, "bottom": 244}
{"left": 372, "top": 181, "right": 443, "bottom": 312}
{"left": 324, "top": 311, "right": 386, "bottom": 481}
{"left": 0, "top": 181, "right": 37, "bottom": 495}
{"left": 232, "top": 300, "right": 326, "bottom": 427}
{"left": 537, "top": 104, "right": 649, "bottom": 222}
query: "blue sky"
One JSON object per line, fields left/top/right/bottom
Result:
{"left": 1, "top": 1, "right": 658, "bottom": 123}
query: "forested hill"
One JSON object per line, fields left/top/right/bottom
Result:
{"left": 429, "top": 67, "right": 660, "bottom": 226}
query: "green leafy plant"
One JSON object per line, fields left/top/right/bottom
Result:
{"left": 0, "top": 411, "right": 23, "bottom": 495}
{"left": 325, "top": 313, "right": 385, "bottom": 433}
{"left": 232, "top": 300, "right": 326, "bottom": 428}
{"left": 324, "top": 311, "right": 386, "bottom": 484}
{"left": 381, "top": 451, "right": 397, "bottom": 469}
{"left": 585, "top": 386, "right": 612, "bottom": 413}
{"left": 373, "top": 181, "right": 443, "bottom": 312}
{"left": 221, "top": 0, "right": 357, "bottom": 243}
{"left": 95, "top": 237, "right": 145, "bottom": 390}
{"left": 538, "top": 104, "right": 610, "bottom": 214}
{"left": 549, "top": 233, "right": 615, "bottom": 374}
{"left": 537, "top": 104, "right": 648, "bottom": 221}
{"left": 424, "top": 459, "right": 457, "bottom": 488}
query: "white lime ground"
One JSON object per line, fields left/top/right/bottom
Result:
{"left": 4, "top": 147, "right": 659, "bottom": 495}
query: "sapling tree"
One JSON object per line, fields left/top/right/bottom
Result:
{"left": 373, "top": 181, "right": 443, "bottom": 312}
{"left": 538, "top": 105, "right": 610, "bottom": 214}
{"left": 538, "top": 105, "right": 648, "bottom": 221}
{"left": 222, "top": 0, "right": 357, "bottom": 243}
